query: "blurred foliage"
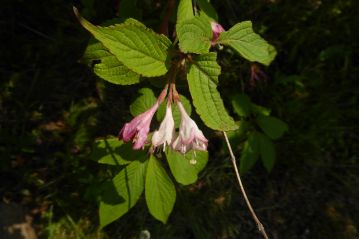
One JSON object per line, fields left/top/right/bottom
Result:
{"left": 0, "top": 0, "right": 358, "bottom": 238}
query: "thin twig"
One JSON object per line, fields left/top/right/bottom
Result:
{"left": 223, "top": 131, "right": 270, "bottom": 239}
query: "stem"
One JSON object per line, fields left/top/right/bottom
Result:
{"left": 159, "top": 0, "right": 176, "bottom": 36}
{"left": 223, "top": 131, "right": 270, "bottom": 239}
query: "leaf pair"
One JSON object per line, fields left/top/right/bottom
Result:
{"left": 93, "top": 138, "right": 208, "bottom": 227}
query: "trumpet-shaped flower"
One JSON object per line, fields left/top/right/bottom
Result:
{"left": 118, "top": 89, "right": 167, "bottom": 150}
{"left": 172, "top": 102, "right": 208, "bottom": 153}
{"left": 211, "top": 22, "right": 225, "bottom": 46}
{"left": 152, "top": 104, "right": 175, "bottom": 151}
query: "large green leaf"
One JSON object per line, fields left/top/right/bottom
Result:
{"left": 218, "top": 21, "right": 277, "bottom": 66}
{"left": 83, "top": 41, "right": 140, "bottom": 85}
{"left": 177, "top": 0, "right": 194, "bottom": 23}
{"left": 176, "top": 15, "right": 212, "bottom": 54}
{"left": 240, "top": 132, "right": 259, "bottom": 174}
{"left": 187, "top": 53, "right": 238, "bottom": 131}
{"left": 256, "top": 115, "right": 288, "bottom": 140}
{"left": 145, "top": 155, "right": 176, "bottom": 223}
{"left": 156, "top": 94, "right": 192, "bottom": 127}
{"left": 257, "top": 132, "right": 276, "bottom": 172}
{"left": 166, "top": 149, "right": 208, "bottom": 185}
{"left": 91, "top": 138, "right": 147, "bottom": 165}
{"left": 74, "top": 8, "right": 171, "bottom": 76}
{"left": 130, "top": 88, "right": 157, "bottom": 117}
{"left": 99, "top": 159, "right": 147, "bottom": 228}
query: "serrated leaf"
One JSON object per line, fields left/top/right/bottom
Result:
{"left": 145, "top": 155, "right": 176, "bottom": 223}
{"left": 231, "top": 94, "right": 252, "bottom": 117}
{"left": 91, "top": 138, "right": 147, "bottom": 165}
{"left": 74, "top": 8, "right": 171, "bottom": 76}
{"left": 187, "top": 53, "right": 238, "bottom": 131}
{"left": 177, "top": 15, "right": 212, "bottom": 54}
{"left": 257, "top": 132, "right": 276, "bottom": 172}
{"left": 218, "top": 21, "right": 277, "bottom": 66}
{"left": 256, "top": 115, "right": 288, "bottom": 140}
{"left": 99, "top": 159, "right": 147, "bottom": 228}
{"left": 166, "top": 149, "right": 208, "bottom": 185}
{"left": 240, "top": 132, "right": 259, "bottom": 174}
{"left": 177, "top": 0, "right": 194, "bottom": 23}
{"left": 156, "top": 94, "right": 192, "bottom": 128}
{"left": 83, "top": 41, "right": 140, "bottom": 85}
{"left": 197, "top": 0, "right": 218, "bottom": 21}
{"left": 130, "top": 88, "right": 157, "bottom": 117}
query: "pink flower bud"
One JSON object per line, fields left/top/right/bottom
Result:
{"left": 172, "top": 102, "right": 208, "bottom": 153}
{"left": 152, "top": 103, "right": 175, "bottom": 151}
{"left": 211, "top": 22, "right": 225, "bottom": 46}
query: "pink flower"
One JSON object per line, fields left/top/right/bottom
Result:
{"left": 119, "top": 88, "right": 167, "bottom": 150}
{"left": 152, "top": 103, "right": 175, "bottom": 151}
{"left": 172, "top": 102, "right": 208, "bottom": 153}
{"left": 211, "top": 22, "right": 225, "bottom": 46}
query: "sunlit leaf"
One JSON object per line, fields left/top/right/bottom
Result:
{"left": 145, "top": 155, "right": 176, "bottom": 223}
{"left": 166, "top": 149, "right": 208, "bottom": 185}
{"left": 187, "top": 53, "right": 238, "bottom": 131}
{"left": 218, "top": 21, "right": 276, "bottom": 66}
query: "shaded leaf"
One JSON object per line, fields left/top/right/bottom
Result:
{"left": 83, "top": 41, "right": 140, "bottom": 85}
{"left": 231, "top": 94, "right": 252, "bottom": 117}
{"left": 197, "top": 0, "right": 218, "bottom": 21}
{"left": 257, "top": 132, "right": 276, "bottom": 172}
{"left": 99, "top": 160, "right": 147, "bottom": 228}
{"left": 240, "top": 132, "right": 259, "bottom": 174}
{"left": 256, "top": 115, "right": 288, "bottom": 140}
{"left": 130, "top": 88, "right": 157, "bottom": 117}
{"left": 91, "top": 138, "right": 147, "bottom": 165}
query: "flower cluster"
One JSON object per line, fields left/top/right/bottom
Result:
{"left": 118, "top": 85, "right": 208, "bottom": 154}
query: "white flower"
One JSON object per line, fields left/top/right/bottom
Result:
{"left": 172, "top": 102, "right": 208, "bottom": 153}
{"left": 152, "top": 104, "right": 175, "bottom": 151}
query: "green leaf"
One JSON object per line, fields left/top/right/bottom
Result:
{"left": 256, "top": 115, "right": 288, "bottom": 140}
{"left": 166, "top": 149, "right": 208, "bottom": 185}
{"left": 218, "top": 21, "right": 277, "bottom": 66}
{"left": 99, "top": 159, "right": 147, "bottom": 228}
{"left": 177, "top": 0, "right": 194, "bottom": 23}
{"left": 187, "top": 53, "right": 238, "bottom": 131}
{"left": 74, "top": 8, "right": 171, "bottom": 77}
{"left": 156, "top": 94, "right": 192, "bottom": 127}
{"left": 251, "top": 103, "right": 271, "bottom": 116}
{"left": 197, "top": 0, "right": 218, "bottom": 21}
{"left": 231, "top": 94, "right": 252, "bottom": 117}
{"left": 83, "top": 41, "right": 140, "bottom": 85}
{"left": 176, "top": 15, "right": 212, "bottom": 54}
{"left": 130, "top": 88, "right": 157, "bottom": 117}
{"left": 91, "top": 138, "right": 147, "bottom": 165}
{"left": 240, "top": 132, "right": 259, "bottom": 174}
{"left": 257, "top": 133, "right": 276, "bottom": 172}
{"left": 145, "top": 155, "right": 176, "bottom": 223}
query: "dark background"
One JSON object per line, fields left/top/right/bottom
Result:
{"left": 1, "top": 0, "right": 358, "bottom": 238}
